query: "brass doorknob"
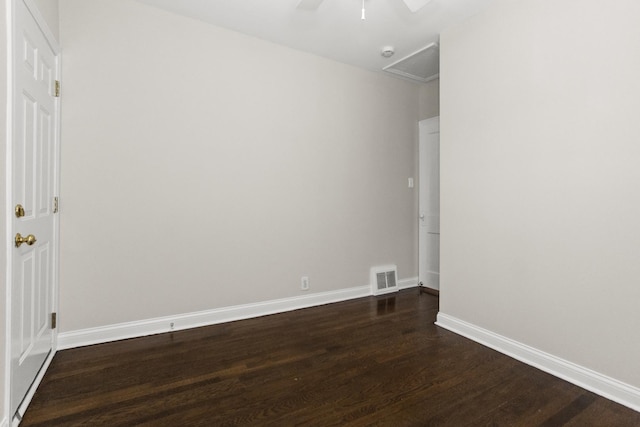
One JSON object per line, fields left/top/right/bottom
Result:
{"left": 15, "top": 233, "right": 37, "bottom": 248}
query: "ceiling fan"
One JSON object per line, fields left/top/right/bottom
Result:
{"left": 297, "top": 0, "right": 433, "bottom": 13}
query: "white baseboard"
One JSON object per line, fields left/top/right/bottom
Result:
{"left": 375, "top": 277, "right": 419, "bottom": 295}
{"left": 58, "top": 278, "right": 418, "bottom": 350}
{"left": 398, "top": 277, "right": 419, "bottom": 290}
{"left": 436, "top": 312, "right": 640, "bottom": 413}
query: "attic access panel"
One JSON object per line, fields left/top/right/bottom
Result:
{"left": 383, "top": 42, "right": 439, "bottom": 83}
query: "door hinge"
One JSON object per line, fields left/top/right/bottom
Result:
{"left": 51, "top": 312, "right": 57, "bottom": 329}
{"left": 54, "top": 80, "right": 60, "bottom": 97}
{"left": 53, "top": 196, "right": 59, "bottom": 213}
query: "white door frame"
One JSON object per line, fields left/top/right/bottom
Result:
{"left": 4, "top": 0, "right": 60, "bottom": 423}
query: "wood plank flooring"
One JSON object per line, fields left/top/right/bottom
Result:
{"left": 21, "top": 290, "right": 640, "bottom": 426}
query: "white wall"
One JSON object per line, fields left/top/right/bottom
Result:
{"left": 1, "top": 0, "right": 7, "bottom": 422}
{"left": 440, "top": 0, "right": 640, "bottom": 389}
{"left": 58, "top": 0, "right": 420, "bottom": 332}
{"left": 418, "top": 78, "right": 439, "bottom": 120}
{"left": 31, "top": 0, "right": 58, "bottom": 42}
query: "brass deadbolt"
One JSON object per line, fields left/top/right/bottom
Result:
{"left": 15, "top": 204, "right": 25, "bottom": 218}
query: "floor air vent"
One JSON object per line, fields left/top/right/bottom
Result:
{"left": 371, "top": 265, "right": 398, "bottom": 296}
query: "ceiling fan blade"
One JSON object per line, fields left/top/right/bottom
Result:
{"left": 401, "top": 0, "right": 433, "bottom": 13}
{"left": 297, "top": 0, "right": 325, "bottom": 10}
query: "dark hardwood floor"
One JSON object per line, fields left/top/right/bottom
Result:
{"left": 22, "top": 290, "right": 640, "bottom": 426}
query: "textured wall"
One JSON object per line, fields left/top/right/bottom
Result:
{"left": 440, "top": 0, "right": 640, "bottom": 388}
{"left": 58, "top": 0, "right": 420, "bottom": 331}
{"left": 419, "top": 78, "right": 439, "bottom": 120}
{"left": 32, "top": 0, "right": 58, "bottom": 41}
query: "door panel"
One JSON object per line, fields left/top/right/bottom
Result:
{"left": 418, "top": 117, "right": 440, "bottom": 290}
{"left": 19, "top": 93, "right": 37, "bottom": 215}
{"left": 11, "top": 0, "right": 59, "bottom": 418}
{"left": 38, "top": 106, "right": 53, "bottom": 215}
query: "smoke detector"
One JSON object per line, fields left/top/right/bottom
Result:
{"left": 381, "top": 46, "right": 395, "bottom": 58}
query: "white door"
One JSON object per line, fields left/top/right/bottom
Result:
{"left": 418, "top": 117, "right": 440, "bottom": 290}
{"left": 10, "top": 0, "right": 60, "bottom": 419}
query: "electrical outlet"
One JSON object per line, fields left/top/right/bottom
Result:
{"left": 301, "top": 276, "right": 310, "bottom": 291}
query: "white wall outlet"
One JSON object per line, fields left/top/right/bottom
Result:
{"left": 408, "top": 177, "right": 414, "bottom": 188}
{"left": 301, "top": 276, "right": 310, "bottom": 291}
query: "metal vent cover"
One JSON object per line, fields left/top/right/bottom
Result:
{"left": 383, "top": 42, "right": 439, "bottom": 83}
{"left": 371, "top": 265, "right": 398, "bottom": 296}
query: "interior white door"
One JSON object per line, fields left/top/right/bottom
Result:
{"left": 418, "top": 117, "right": 440, "bottom": 290}
{"left": 10, "top": 0, "right": 59, "bottom": 419}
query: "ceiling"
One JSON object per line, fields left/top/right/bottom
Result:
{"left": 137, "top": 0, "right": 494, "bottom": 83}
